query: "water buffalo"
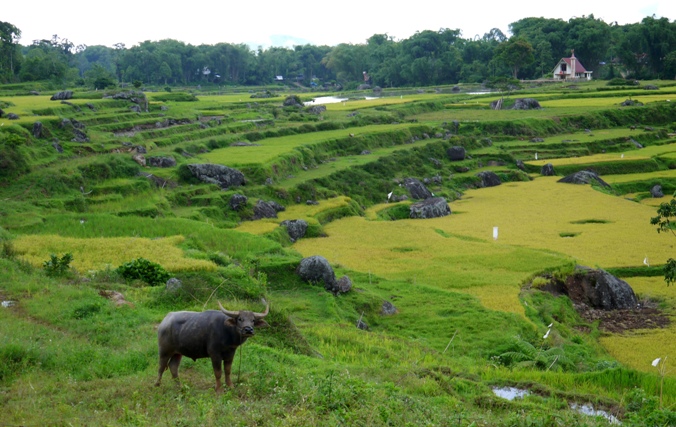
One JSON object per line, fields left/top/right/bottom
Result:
{"left": 155, "top": 301, "right": 269, "bottom": 392}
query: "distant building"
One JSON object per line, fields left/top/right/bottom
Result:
{"left": 275, "top": 75, "right": 284, "bottom": 81}
{"left": 552, "top": 50, "right": 592, "bottom": 80}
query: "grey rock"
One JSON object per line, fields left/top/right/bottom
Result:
{"left": 229, "top": 194, "right": 248, "bottom": 210}
{"left": 447, "top": 146, "right": 466, "bottom": 161}
{"left": 135, "top": 145, "right": 147, "bottom": 154}
{"left": 283, "top": 95, "right": 303, "bottom": 108}
{"left": 166, "top": 278, "right": 182, "bottom": 292}
{"left": 7, "top": 113, "right": 19, "bottom": 120}
{"left": 403, "top": 178, "right": 433, "bottom": 200}
{"left": 476, "top": 171, "right": 501, "bottom": 187}
{"left": 130, "top": 105, "right": 141, "bottom": 113}
{"left": 558, "top": 170, "right": 610, "bottom": 188}
{"left": 356, "top": 319, "right": 369, "bottom": 330}
{"left": 72, "top": 128, "right": 89, "bottom": 142}
{"left": 530, "top": 137, "right": 545, "bottom": 143}
{"left": 306, "top": 105, "right": 326, "bottom": 115}
{"left": 629, "top": 138, "right": 643, "bottom": 149}
{"left": 187, "top": 164, "right": 245, "bottom": 189}
{"left": 381, "top": 301, "right": 397, "bottom": 315}
{"left": 541, "top": 163, "right": 555, "bottom": 176}
{"left": 335, "top": 275, "right": 352, "bottom": 293}
{"left": 512, "top": 98, "right": 541, "bottom": 110}
{"left": 281, "top": 219, "right": 308, "bottom": 242}
{"left": 360, "top": 150, "right": 371, "bottom": 155}
{"left": 52, "top": 141, "right": 63, "bottom": 153}
{"left": 50, "top": 91, "right": 73, "bottom": 101}
{"left": 297, "top": 255, "right": 336, "bottom": 290}
{"left": 32, "top": 121, "right": 43, "bottom": 138}
{"left": 565, "top": 267, "right": 638, "bottom": 310}
{"left": 147, "top": 156, "right": 176, "bottom": 168}
{"left": 516, "top": 160, "right": 526, "bottom": 171}
{"left": 253, "top": 200, "right": 285, "bottom": 219}
{"left": 409, "top": 197, "right": 451, "bottom": 219}
{"left": 651, "top": 184, "right": 664, "bottom": 198}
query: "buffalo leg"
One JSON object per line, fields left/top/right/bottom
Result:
{"left": 168, "top": 354, "right": 183, "bottom": 381}
{"left": 224, "top": 354, "right": 235, "bottom": 388}
{"left": 211, "top": 357, "right": 224, "bottom": 393}
{"left": 155, "top": 354, "right": 171, "bottom": 386}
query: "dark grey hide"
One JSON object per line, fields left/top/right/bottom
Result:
{"left": 155, "top": 302, "right": 269, "bottom": 392}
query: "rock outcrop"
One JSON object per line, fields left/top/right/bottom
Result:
{"left": 403, "top": 178, "right": 433, "bottom": 200}
{"left": 476, "top": 171, "right": 501, "bottom": 187}
{"left": 409, "top": 197, "right": 451, "bottom": 219}
{"left": 186, "top": 164, "right": 245, "bottom": 189}
{"left": 281, "top": 219, "right": 308, "bottom": 242}
{"left": 558, "top": 170, "right": 610, "bottom": 188}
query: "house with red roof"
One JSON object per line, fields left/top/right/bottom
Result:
{"left": 552, "top": 50, "right": 592, "bottom": 80}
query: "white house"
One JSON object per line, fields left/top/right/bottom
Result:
{"left": 552, "top": 50, "right": 592, "bottom": 80}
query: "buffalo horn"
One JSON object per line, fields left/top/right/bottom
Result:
{"left": 218, "top": 301, "right": 239, "bottom": 318}
{"left": 252, "top": 303, "right": 269, "bottom": 319}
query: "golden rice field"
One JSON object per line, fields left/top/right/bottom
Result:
{"left": 0, "top": 95, "right": 59, "bottom": 125}
{"left": 14, "top": 234, "right": 217, "bottom": 273}
{"left": 540, "top": 96, "right": 675, "bottom": 108}
{"left": 293, "top": 177, "right": 672, "bottom": 317}
{"left": 525, "top": 142, "right": 676, "bottom": 167}
{"left": 600, "top": 276, "right": 676, "bottom": 375}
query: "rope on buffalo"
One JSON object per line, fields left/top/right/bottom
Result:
{"left": 237, "top": 334, "right": 243, "bottom": 385}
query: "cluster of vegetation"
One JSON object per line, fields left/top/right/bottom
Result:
{"left": 1, "top": 59, "right": 676, "bottom": 425}
{"left": 2, "top": 15, "right": 676, "bottom": 89}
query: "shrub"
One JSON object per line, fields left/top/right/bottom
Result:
{"left": 43, "top": 253, "right": 74, "bottom": 277}
{"left": 116, "top": 258, "right": 171, "bottom": 286}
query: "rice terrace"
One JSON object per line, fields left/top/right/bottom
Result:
{"left": 3, "top": 44, "right": 676, "bottom": 427}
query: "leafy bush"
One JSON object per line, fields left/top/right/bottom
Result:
{"left": 43, "top": 253, "right": 73, "bottom": 277}
{"left": 116, "top": 258, "right": 171, "bottom": 286}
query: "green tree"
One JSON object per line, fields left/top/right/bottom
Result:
{"left": 0, "top": 21, "right": 22, "bottom": 83}
{"left": 84, "top": 63, "right": 116, "bottom": 89}
{"left": 650, "top": 195, "right": 676, "bottom": 286}
{"left": 495, "top": 37, "right": 534, "bottom": 79}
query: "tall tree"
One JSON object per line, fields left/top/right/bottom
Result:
{"left": 0, "top": 21, "right": 21, "bottom": 82}
{"left": 495, "top": 37, "right": 534, "bottom": 79}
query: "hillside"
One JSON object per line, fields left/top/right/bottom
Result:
{"left": 1, "top": 80, "right": 676, "bottom": 426}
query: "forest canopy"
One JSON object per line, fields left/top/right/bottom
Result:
{"left": 1, "top": 14, "right": 674, "bottom": 88}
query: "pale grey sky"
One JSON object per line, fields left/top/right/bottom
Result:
{"left": 4, "top": 0, "right": 674, "bottom": 49}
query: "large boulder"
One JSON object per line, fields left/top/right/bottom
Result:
{"left": 187, "top": 164, "right": 245, "bottom": 189}
{"left": 147, "top": 156, "right": 176, "bottom": 168}
{"left": 560, "top": 267, "right": 638, "bottom": 310}
{"left": 403, "top": 178, "right": 433, "bottom": 200}
{"left": 72, "top": 128, "right": 89, "bottom": 142}
{"left": 297, "top": 255, "right": 337, "bottom": 291}
{"left": 476, "top": 171, "right": 501, "bottom": 187}
{"left": 650, "top": 184, "right": 664, "bottom": 198}
{"left": 558, "top": 170, "right": 610, "bottom": 188}
{"left": 512, "top": 98, "right": 541, "bottom": 110}
{"left": 335, "top": 275, "right": 352, "bottom": 293}
{"left": 280, "top": 219, "right": 308, "bottom": 242}
{"left": 541, "top": 163, "right": 555, "bottom": 176}
{"left": 50, "top": 91, "right": 73, "bottom": 101}
{"left": 409, "top": 197, "right": 451, "bottom": 219}
{"left": 447, "top": 146, "right": 466, "bottom": 161}
{"left": 283, "top": 95, "right": 303, "bottom": 108}
{"left": 253, "top": 200, "right": 285, "bottom": 219}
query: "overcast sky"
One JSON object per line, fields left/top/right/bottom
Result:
{"left": 3, "top": 0, "right": 674, "bottom": 49}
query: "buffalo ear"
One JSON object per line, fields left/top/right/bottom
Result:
{"left": 254, "top": 319, "right": 270, "bottom": 328}
{"left": 224, "top": 317, "right": 237, "bottom": 327}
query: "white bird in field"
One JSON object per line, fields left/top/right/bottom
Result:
{"left": 644, "top": 256, "right": 649, "bottom": 266}
{"left": 387, "top": 191, "right": 393, "bottom": 201}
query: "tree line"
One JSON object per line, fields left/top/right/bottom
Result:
{"left": 1, "top": 15, "right": 675, "bottom": 89}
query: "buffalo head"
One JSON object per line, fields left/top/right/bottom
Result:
{"left": 218, "top": 301, "right": 270, "bottom": 337}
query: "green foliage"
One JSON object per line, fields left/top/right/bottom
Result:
{"left": 116, "top": 257, "right": 171, "bottom": 286}
{"left": 150, "top": 92, "right": 198, "bottom": 102}
{"left": 42, "top": 253, "right": 73, "bottom": 277}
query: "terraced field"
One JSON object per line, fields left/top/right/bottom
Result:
{"left": 1, "top": 81, "right": 676, "bottom": 426}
